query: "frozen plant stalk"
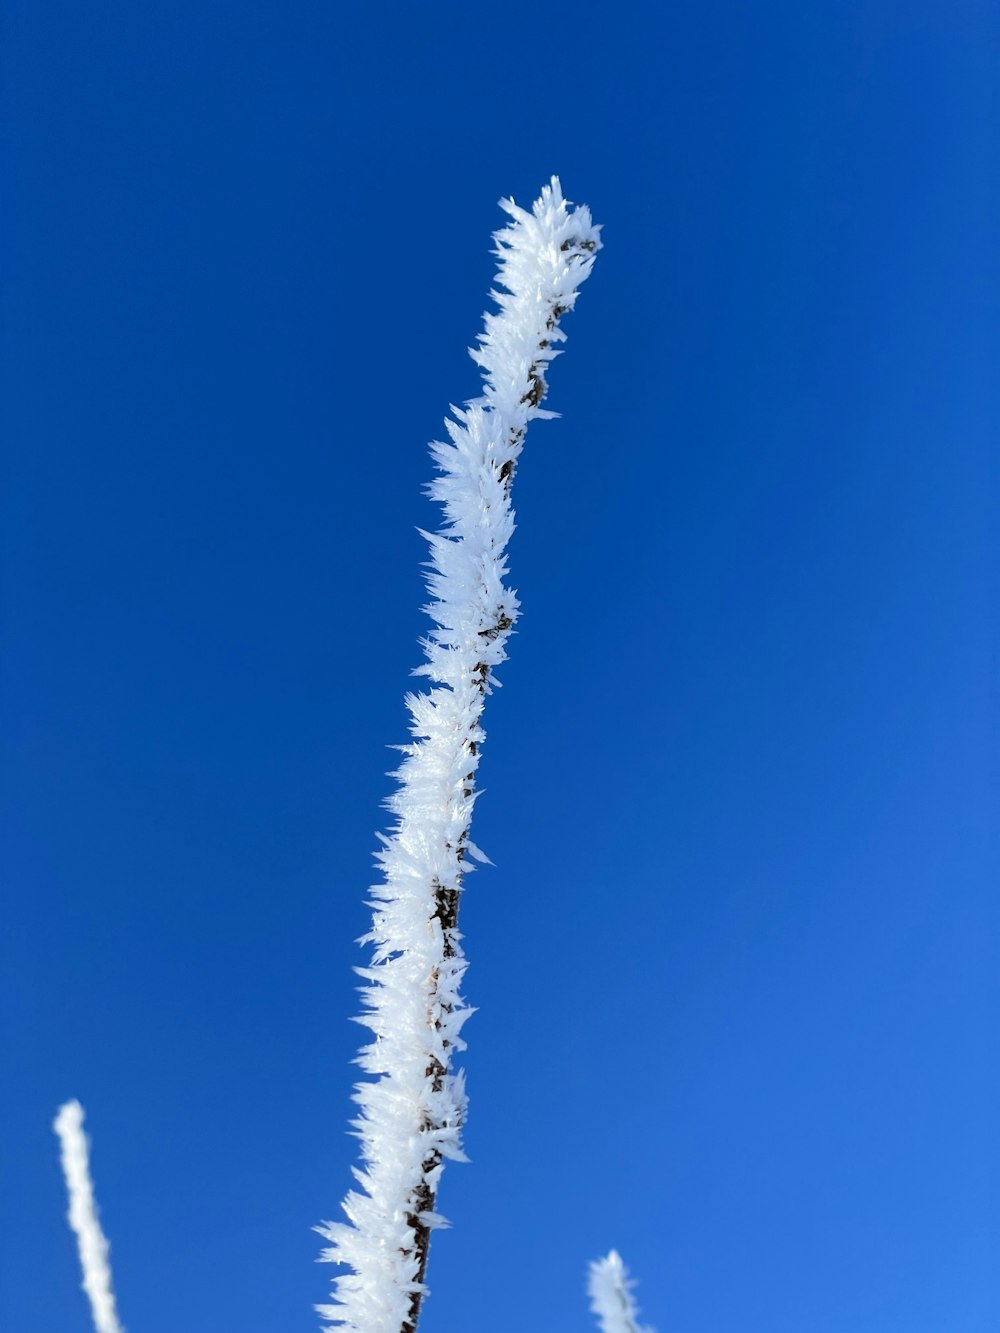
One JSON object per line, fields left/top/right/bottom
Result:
{"left": 317, "top": 179, "right": 600, "bottom": 1333}
{"left": 53, "top": 1100, "right": 126, "bottom": 1333}
{"left": 588, "top": 1251, "right": 652, "bottom": 1333}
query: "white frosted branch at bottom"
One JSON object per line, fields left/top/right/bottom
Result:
{"left": 588, "top": 1251, "right": 652, "bottom": 1333}
{"left": 53, "top": 1100, "right": 126, "bottom": 1333}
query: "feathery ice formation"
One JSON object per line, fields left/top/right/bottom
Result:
{"left": 316, "top": 179, "right": 600, "bottom": 1333}
{"left": 53, "top": 1101, "right": 126, "bottom": 1333}
{"left": 588, "top": 1251, "right": 652, "bottom": 1333}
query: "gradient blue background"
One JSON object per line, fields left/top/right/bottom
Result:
{"left": 2, "top": 4, "right": 995, "bottom": 1331}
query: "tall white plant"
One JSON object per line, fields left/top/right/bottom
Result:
{"left": 315, "top": 180, "right": 600, "bottom": 1333}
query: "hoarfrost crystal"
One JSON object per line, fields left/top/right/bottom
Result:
{"left": 316, "top": 179, "right": 600, "bottom": 1333}
{"left": 588, "top": 1251, "right": 652, "bottom": 1333}
{"left": 53, "top": 1101, "right": 126, "bottom": 1333}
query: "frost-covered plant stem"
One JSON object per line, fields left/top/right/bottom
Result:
{"left": 317, "top": 179, "right": 600, "bottom": 1333}
{"left": 53, "top": 1100, "right": 126, "bottom": 1333}
{"left": 588, "top": 1252, "right": 651, "bottom": 1333}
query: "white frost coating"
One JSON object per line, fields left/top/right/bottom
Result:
{"left": 316, "top": 179, "right": 600, "bottom": 1333}
{"left": 53, "top": 1100, "right": 126, "bottom": 1333}
{"left": 588, "top": 1251, "right": 652, "bottom": 1333}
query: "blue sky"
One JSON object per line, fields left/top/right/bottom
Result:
{"left": 2, "top": 3, "right": 995, "bottom": 1331}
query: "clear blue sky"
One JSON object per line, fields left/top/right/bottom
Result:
{"left": 2, "top": 4, "right": 995, "bottom": 1331}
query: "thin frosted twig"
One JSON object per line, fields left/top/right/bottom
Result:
{"left": 53, "top": 1100, "right": 126, "bottom": 1333}
{"left": 588, "top": 1251, "right": 652, "bottom": 1333}
{"left": 316, "top": 178, "right": 600, "bottom": 1333}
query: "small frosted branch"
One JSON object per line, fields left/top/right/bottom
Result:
{"left": 316, "top": 178, "right": 600, "bottom": 1333}
{"left": 588, "top": 1251, "right": 652, "bottom": 1333}
{"left": 53, "top": 1100, "right": 126, "bottom": 1333}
